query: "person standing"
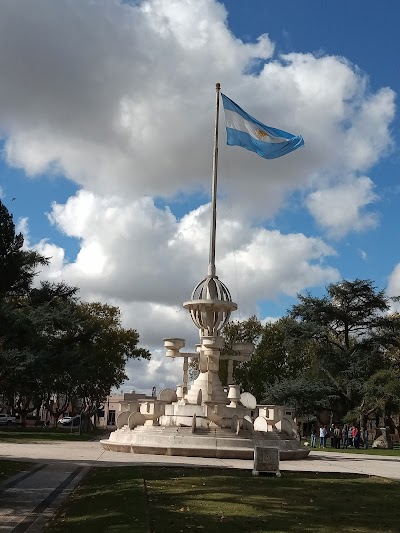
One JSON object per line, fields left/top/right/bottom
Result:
{"left": 334, "top": 425, "right": 342, "bottom": 449}
{"left": 343, "top": 424, "right": 349, "bottom": 448}
{"left": 319, "top": 425, "right": 327, "bottom": 448}
{"left": 348, "top": 425, "right": 354, "bottom": 447}
{"left": 329, "top": 424, "right": 335, "bottom": 448}
{"left": 353, "top": 425, "right": 360, "bottom": 449}
{"left": 363, "top": 427, "right": 369, "bottom": 449}
{"left": 311, "top": 426, "right": 317, "bottom": 448}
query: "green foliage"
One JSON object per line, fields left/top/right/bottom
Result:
{"left": 226, "top": 279, "right": 400, "bottom": 425}
{"left": 0, "top": 200, "right": 48, "bottom": 296}
{"left": 286, "top": 279, "right": 400, "bottom": 417}
{"left": 362, "top": 369, "right": 400, "bottom": 420}
{"left": 264, "top": 376, "right": 341, "bottom": 419}
{"left": 0, "top": 281, "right": 84, "bottom": 422}
{"left": 73, "top": 302, "right": 150, "bottom": 426}
{"left": 233, "top": 317, "right": 315, "bottom": 400}
{"left": 219, "top": 315, "right": 262, "bottom": 385}
{"left": 0, "top": 201, "right": 150, "bottom": 426}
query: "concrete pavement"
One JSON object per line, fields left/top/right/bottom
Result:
{"left": 0, "top": 440, "right": 399, "bottom": 532}
{"left": 0, "top": 462, "right": 87, "bottom": 533}
{"left": 1, "top": 440, "right": 400, "bottom": 478}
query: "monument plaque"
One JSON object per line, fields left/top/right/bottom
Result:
{"left": 252, "top": 446, "right": 280, "bottom": 477}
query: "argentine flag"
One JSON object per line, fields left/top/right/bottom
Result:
{"left": 221, "top": 94, "right": 304, "bottom": 160}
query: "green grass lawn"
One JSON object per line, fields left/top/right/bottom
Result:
{"left": 306, "top": 445, "right": 400, "bottom": 457}
{"left": 0, "top": 427, "right": 108, "bottom": 442}
{"left": 46, "top": 466, "right": 400, "bottom": 533}
{"left": 0, "top": 459, "right": 32, "bottom": 483}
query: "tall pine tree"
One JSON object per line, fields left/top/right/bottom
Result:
{"left": 0, "top": 200, "right": 48, "bottom": 297}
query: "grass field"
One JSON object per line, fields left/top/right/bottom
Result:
{"left": 306, "top": 445, "right": 400, "bottom": 457}
{"left": 46, "top": 466, "right": 400, "bottom": 533}
{"left": 0, "top": 427, "right": 108, "bottom": 442}
{"left": 0, "top": 459, "right": 31, "bottom": 483}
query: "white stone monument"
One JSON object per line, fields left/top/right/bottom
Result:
{"left": 101, "top": 84, "right": 310, "bottom": 461}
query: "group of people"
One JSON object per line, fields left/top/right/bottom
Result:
{"left": 310, "top": 424, "right": 369, "bottom": 449}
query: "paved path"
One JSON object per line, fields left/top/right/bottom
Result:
{"left": 0, "top": 463, "right": 87, "bottom": 533}
{"left": 0, "top": 440, "right": 399, "bottom": 531}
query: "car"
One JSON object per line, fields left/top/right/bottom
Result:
{"left": 58, "top": 415, "right": 81, "bottom": 427}
{"left": 58, "top": 416, "right": 73, "bottom": 426}
{"left": 0, "top": 413, "right": 16, "bottom": 425}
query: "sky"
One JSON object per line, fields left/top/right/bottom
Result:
{"left": 1, "top": 0, "right": 400, "bottom": 394}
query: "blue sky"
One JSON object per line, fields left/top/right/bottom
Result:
{"left": 0, "top": 0, "right": 399, "bottom": 391}
{"left": 225, "top": 0, "right": 400, "bottom": 291}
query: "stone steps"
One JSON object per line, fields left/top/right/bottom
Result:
{"left": 132, "top": 425, "right": 249, "bottom": 437}
{"left": 128, "top": 425, "right": 291, "bottom": 442}
{"left": 103, "top": 422, "right": 309, "bottom": 460}
{"left": 130, "top": 425, "right": 253, "bottom": 444}
{"left": 101, "top": 439, "right": 310, "bottom": 460}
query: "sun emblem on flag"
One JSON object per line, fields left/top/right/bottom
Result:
{"left": 255, "top": 128, "right": 269, "bottom": 141}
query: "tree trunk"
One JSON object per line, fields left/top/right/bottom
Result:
{"left": 34, "top": 406, "right": 42, "bottom": 427}
{"left": 384, "top": 414, "right": 396, "bottom": 435}
{"left": 20, "top": 411, "right": 27, "bottom": 427}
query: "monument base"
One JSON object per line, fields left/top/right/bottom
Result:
{"left": 100, "top": 426, "right": 310, "bottom": 460}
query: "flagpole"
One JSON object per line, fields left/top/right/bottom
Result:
{"left": 208, "top": 82, "right": 220, "bottom": 278}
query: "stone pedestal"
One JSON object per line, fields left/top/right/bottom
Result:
{"left": 252, "top": 446, "right": 280, "bottom": 477}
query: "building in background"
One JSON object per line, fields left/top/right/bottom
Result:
{"left": 98, "top": 390, "right": 153, "bottom": 428}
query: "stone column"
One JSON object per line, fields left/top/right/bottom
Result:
{"left": 227, "top": 359, "right": 234, "bottom": 385}
{"left": 182, "top": 356, "right": 189, "bottom": 395}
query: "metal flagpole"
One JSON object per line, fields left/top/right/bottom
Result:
{"left": 208, "top": 82, "right": 221, "bottom": 278}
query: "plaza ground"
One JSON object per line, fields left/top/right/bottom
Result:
{"left": 1, "top": 440, "right": 400, "bottom": 532}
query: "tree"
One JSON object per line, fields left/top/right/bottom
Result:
{"left": 72, "top": 302, "right": 150, "bottom": 430}
{"left": 0, "top": 200, "right": 48, "bottom": 297}
{"left": 188, "top": 316, "right": 263, "bottom": 383}
{"left": 359, "top": 369, "right": 400, "bottom": 433}
{"left": 264, "top": 376, "right": 341, "bottom": 422}
{"left": 0, "top": 281, "right": 81, "bottom": 425}
{"left": 1, "top": 287, "right": 151, "bottom": 427}
{"left": 282, "top": 279, "right": 400, "bottom": 421}
{"left": 220, "top": 316, "right": 263, "bottom": 387}
{"left": 0, "top": 201, "right": 151, "bottom": 428}
{"left": 229, "top": 317, "right": 315, "bottom": 400}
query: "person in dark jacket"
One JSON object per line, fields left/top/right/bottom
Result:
{"left": 311, "top": 426, "right": 317, "bottom": 448}
{"left": 353, "top": 426, "right": 360, "bottom": 449}
{"left": 343, "top": 424, "right": 349, "bottom": 448}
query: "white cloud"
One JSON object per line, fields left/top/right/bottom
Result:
{"left": 27, "top": 189, "right": 339, "bottom": 391}
{"left": 33, "top": 240, "right": 67, "bottom": 280}
{"left": 388, "top": 264, "right": 400, "bottom": 311}
{"left": 261, "top": 316, "right": 280, "bottom": 325}
{"left": 0, "top": 0, "right": 395, "bottom": 219}
{"left": 220, "top": 229, "right": 338, "bottom": 313}
{"left": 31, "top": 178, "right": 360, "bottom": 346}
{"left": 15, "top": 217, "right": 29, "bottom": 238}
{"left": 359, "top": 249, "right": 367, "bottom": 261}
{"left": 0, "top": 0, "right": 396, "bottom": 392}
{"left": 14, "top": 217, "right": 67, "bottom": 279}
{"left": 305, "top": 176, "right": 379, "bottom": 238}
{"left": 43, "top": 190, "right": 339, "bottom": 310}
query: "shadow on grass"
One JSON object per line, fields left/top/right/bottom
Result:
{"left": 0, "top": 459, "right": 32, "bottom": 483}
{"left": 47, "top": 466, "right": 400, "bottom": 533}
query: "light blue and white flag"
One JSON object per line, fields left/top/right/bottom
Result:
{"left": 221, "top": 93, "right": 304, "bottom": 159}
